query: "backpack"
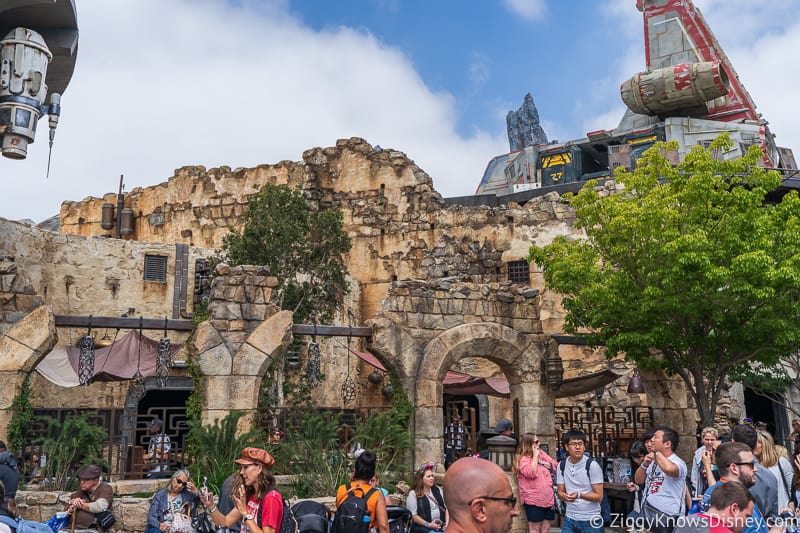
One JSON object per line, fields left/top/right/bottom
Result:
{"left": 291, "top": 500, "right": 329, "bottom": 533}
{"left": 0, "top": 515, "right": 54, "bottom": 533}
{"left": 257, "top": 488, "right": 299, "bottom": 533}
{"left": 332, "top": 482, "right": 378, "bottom": 533}
{"left": 558, "top": 456, "right": 612, "bottom": 526}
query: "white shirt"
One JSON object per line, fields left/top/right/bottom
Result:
{"left": 556, "top": 455, "right": 603, "bottom": 521}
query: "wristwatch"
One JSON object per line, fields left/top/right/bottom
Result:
{"left": 245, "top": 514, "right": 254, "bottom": 521}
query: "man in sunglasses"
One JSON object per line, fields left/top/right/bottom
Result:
{"left": 700, "top": 442, "right": 768, "bottom": 533}
{"left": 443, "top": 457, "right": 519, "bottom": 533}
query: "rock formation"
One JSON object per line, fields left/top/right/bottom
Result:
{"left": 506, "top": 93, "right": 548, "bottom": 152}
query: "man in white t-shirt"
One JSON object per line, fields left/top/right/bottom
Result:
{"left": 556, "top": 429, "right": 604, "bottom": 533}
{"left": 634, "top": 426, "right": 687, "bottom": 533}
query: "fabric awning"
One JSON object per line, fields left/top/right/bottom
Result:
{"left": 36, "top": 331, "right": 181, "bottom": 387}
{"left": 352, "top": 350, "right": 510, "bottom": 397}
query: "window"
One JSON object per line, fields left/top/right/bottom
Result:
{"left": 507, "top": 260, "right": 530, "bottom": 284}
{"left": 144, "top": 255, "right": 168, "bottom": 283}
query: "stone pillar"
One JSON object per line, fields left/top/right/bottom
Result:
{"left": 189, "top": 310, "right": 293, "bottom": 431}
{"left": 515, "top": 378, "right": 556, "bottom": 450}
{"left": 640, "top": 369, "right": 696, "bottom": 465}
{"left": 0, "top": 306, "right": 56, "bottom": 442}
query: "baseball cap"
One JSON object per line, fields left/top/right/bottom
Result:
{"left": 235, "top": 447, "right": 275, "bottom": 468}
{"left": 495, "top": 418, "right": 513, "bottom": 433}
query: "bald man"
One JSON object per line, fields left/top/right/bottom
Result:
{"left": 443, "top": 457, "right": 520, "bottom": 533}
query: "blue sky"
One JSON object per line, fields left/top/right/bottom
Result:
{"left": 2, "top": 0, "right": 799, "bottom": 223}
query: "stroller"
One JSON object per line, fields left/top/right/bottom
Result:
{"left": 386, "top": 506, "right": 411, "bottom": 533}
{"left": 291, "top": 500, "right": 330, "bottom": 533}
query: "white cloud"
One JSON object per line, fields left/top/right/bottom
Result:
{"left": 0, "top": 0, "right": 506, "bottom": 222}
{"left": 503, "top": 0, "right": 547, "bottom": 21}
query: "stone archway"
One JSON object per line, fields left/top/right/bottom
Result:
{"left": 188, "top": 309, "right": 293, "bottom": 430}
{"left": 0, "top": 306, "right": 56, "bottom": 439}
{"left": 373, "top": 320, "right": 554, "bottom": 466}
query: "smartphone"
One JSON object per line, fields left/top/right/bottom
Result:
{"left": 202, "top": 476, "right": 209, "bottom": 498}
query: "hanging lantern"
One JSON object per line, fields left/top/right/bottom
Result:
{"left": 381, "top": 383, "right": 394, "bottom": 398}
{"left": 368, "top": 369, "right": 384, "bottom": 385}
{"left": 306, "top": 340, "right": 322, "bottom": 388}
{"left": 156, "top": 337, "right": 172, "bottom": 388}
{"left": 155, "top": 318, "right": 172, "bottom": 388}
{"left": 340, "top": 333, "right": 356, "bottom": 404}
{"left": 627, "top": 368, "right": 645, "bottom": 394}
{"left": 129, "top": 323, "right": 146, "bottom": 400}
{"left": 129, "top": 369, "right": 146, "bottom": 401}
{"left": 285, "top": 340, "right": 301, "bottom": 369}
{"left": 77, "top": 333, "right": 95, "bottom": 386}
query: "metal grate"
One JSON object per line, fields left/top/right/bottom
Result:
{"left": 507, "top": 260, "right": 530, "bottom": 284}
{"left": 144, "top": 255, "right": 168, "bottom": 283}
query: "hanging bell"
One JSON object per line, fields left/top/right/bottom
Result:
{"left": 368, "top": 369, "right": 384, "bottom": 385}
{"left": 381, "top": 384, "right": 394, "bottom": 398}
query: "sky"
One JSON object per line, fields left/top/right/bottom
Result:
{"left": 2, "top": 0, "right": 800, "bottom": 223}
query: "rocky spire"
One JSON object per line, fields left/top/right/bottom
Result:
{"left": 506, "top": 93, "right": 548, "bottom": 152}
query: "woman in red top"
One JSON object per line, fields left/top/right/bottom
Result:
{"left": 203, "top": 447, "right": 284, "bottom": 533}
{"left": 513, "top": 433, "right": 558, "bottom": 533}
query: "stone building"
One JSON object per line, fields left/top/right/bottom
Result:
{"left": 1, "top": 137, "right": 742, "bottom": 472}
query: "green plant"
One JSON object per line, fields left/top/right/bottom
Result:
{"left": 37, "top": 413, "right": 108, "bottom": 491}
{"left": 185, "top": 299, "right": 209, "bottom": 456}
{"left": 185, "top": 411, "right": 264, "bottom": 494}
{"left": 352, "top": 386, "right": 414, "bottom": 476}
{"left": 269, "top": 413, "right": 349, "bottom": 498}
{"left": 7, "top": 373, "right": 36, "bottom": 455}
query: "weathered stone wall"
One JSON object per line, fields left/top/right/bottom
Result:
{"left": 0, "top": 217, "right": 215, "bottom": 440}
{"left": 58, "top": 138, "right": 577, "bottom": 324}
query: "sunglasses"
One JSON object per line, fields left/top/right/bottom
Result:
{"left": 176, "top": 479, "right": 188, "bottom": 486}
{"left": 472, "top": 495, "right": 517, "bottom": 507}
{"left": 733, "top": 461, "right": 755, "bottom": 469}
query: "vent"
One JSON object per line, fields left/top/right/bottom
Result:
{"left": 507, "top": 260, "right": 530, "bottom": 284}
{"left": 144, "top": 255, "right": 168, "bottom": 283}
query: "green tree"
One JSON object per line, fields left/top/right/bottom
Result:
{"left": 529, "top": 135, "right": 800, "bottom": 426}
{"left": 221, "top": 183, "right": 352, "bottom": 324}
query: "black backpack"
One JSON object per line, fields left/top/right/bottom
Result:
{"left": 258, "top": 488, "right": 299, "bottom": 533}
{"left": 332, "top": 482, "right": 378, "bottom": 533}
{"left": 558, "top": 456, "right": 612, "bottom": 526}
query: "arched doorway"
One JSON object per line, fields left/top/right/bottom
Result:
{"left": 410, "top": 322, "right": 552, "bottom": 465}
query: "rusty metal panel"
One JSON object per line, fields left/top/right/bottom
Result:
{"left": 609, "top": 144, "right": 632, "bottom": 170}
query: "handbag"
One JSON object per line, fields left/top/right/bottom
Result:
{"left": 168, "top": 504, "right": 194, "bottom": 533}
{"left": 94, "top": 509, "right": 116, "bottom": 530}
{"left": 191, "top": 512, "right": 215, "bottom": 533}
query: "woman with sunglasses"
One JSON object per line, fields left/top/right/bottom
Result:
{"left": 145, "top": 469, "right": 201, "bottom": 533}
{"left": 513, "top": 433, "right": 558, "bottom": 533}
{"left": 202, "top": 447, "right": 284, "bottom": 533}
{"left": 407, "top": 462, "right": 448, "bottom": 533}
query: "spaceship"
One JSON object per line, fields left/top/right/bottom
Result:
{"left": 471, "top": 0, "right": 798, "bottom": 202}
{"left": 0, "top": 0, "right": 78, "bottom": 160}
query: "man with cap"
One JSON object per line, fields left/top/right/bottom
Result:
{"left": 143, "top": 418, "right": 171, "bottom": 477}
{"left": 68, "top": 465, "right": 113, "bottom": 532}
{"left": 0, "top": 440, "right": 19, "bottom": 516}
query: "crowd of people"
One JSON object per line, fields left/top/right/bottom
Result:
{"left": 6, "top": 415, "right": 800, "bottom": 533}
